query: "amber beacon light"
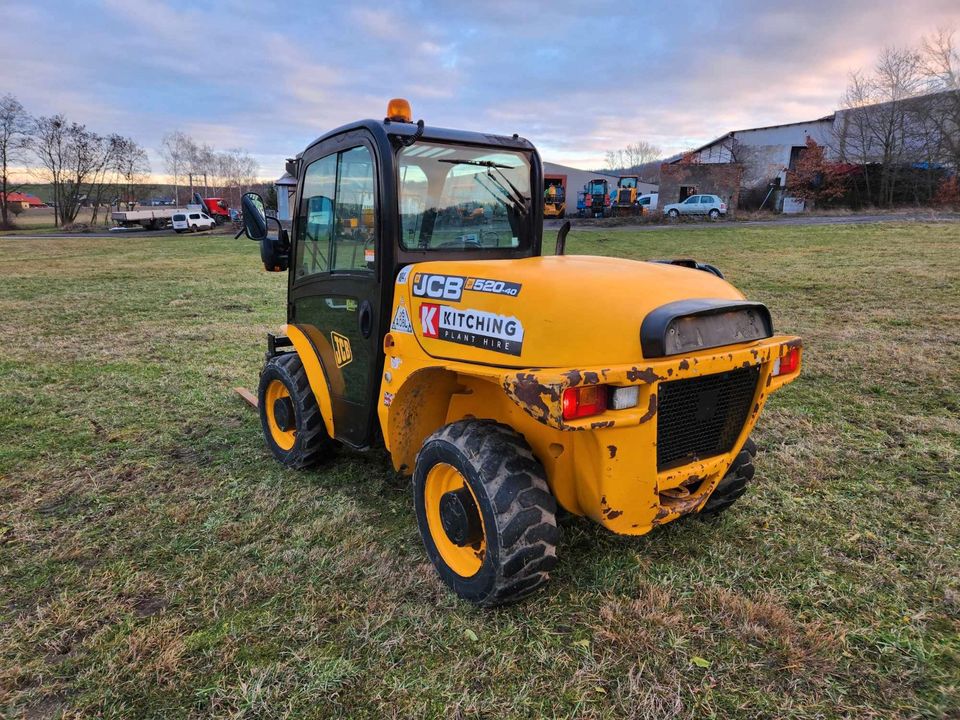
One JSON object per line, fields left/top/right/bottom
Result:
{"left": 386, "top": 98, "right": 413, "bottom": 123}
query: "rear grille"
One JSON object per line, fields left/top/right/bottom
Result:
{"left": 656, "top": 366, "right": 760, "bottom": 470}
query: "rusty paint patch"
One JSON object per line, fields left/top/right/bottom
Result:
{"left": 600, "top": 495, "right": 624, "bottom": 521}
{"left": 583, "top": 371, "right": 601, "bottom": 385}
{"left": 562, "top": 369, "right": 582, "bottom": 387}
{"left": 678, "top": 359, "right": 690, "bottom": 370}
{"left": 638, "top": 393, "right": 658, "bottom": 424}
{"left": 503, "top": 373, "right": 560, "bottom": 425}
{"left": 626, "top": 366, "right": 661, "bottom": 383}
{"left": 607, "top": 445, "right": 618, "bottom": 459}
{"left": 590, "top": 420, "right": 615, "bottom": 429}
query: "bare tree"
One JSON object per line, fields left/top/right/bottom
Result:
{"left": 920, "top": 27, "right": 960, "bottom": 169}
{"left": 835, "top": 47, "right": 926, "bottom": 205}
{"left": 33, "top": 115, "right": 108, "bottom": 225}
{"left": 115, "top": 137, "right": 150, "bottom": 203}
{"left": 160, "top": 131, "right": 192, "bottom": 205}
{"left": 189, "top": 143, "right": 215, "bottom": 197}
{"left": 86, "top": 134, "right": 123, "bottom": 226}
{"left": 605, "top": 141, "right": 664, "bottom": 186}
{"left": 624, "top": 141, "right": 662, "bottom": 168}
{"left": 0, "top": 94, "right": 32, "bottom": 227}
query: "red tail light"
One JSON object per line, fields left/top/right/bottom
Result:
{"left": 562, "top": 385, "right": 607, "bottom": 420}
{"left": 774, "top": 347, "right": 800, "bottom": 376}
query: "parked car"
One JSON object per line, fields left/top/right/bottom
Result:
{"left": 172, "top": 211, "right": 216, "bottom": 233}
{"left": 637, "top": 192, "right": 659, "bottom": 212}
{"left": 662, "top": 194, "right": 727, "bottom": 219}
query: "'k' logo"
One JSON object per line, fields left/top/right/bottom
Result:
{"left": 331, "top": 332, "right": 353, "bottom": 368}
{"left": 420, "top": 303, "right": 439, "bottom": 338}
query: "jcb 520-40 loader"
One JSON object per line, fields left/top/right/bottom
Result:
{"left": 238, "top": 99, "right": 802, "bottom": 607}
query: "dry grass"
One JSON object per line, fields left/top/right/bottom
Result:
{"left": 1, "top": 222, "right": 958, "bottom": 718}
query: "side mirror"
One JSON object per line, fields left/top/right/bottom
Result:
{"left": 241, "top": 192, "right": 268, "bottom": 241}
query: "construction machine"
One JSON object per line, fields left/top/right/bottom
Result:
{"left": 583, "top": 178, "right": 611, "bottom": 218}
{"left": 613, "top": 175, "right": 642, "bottom": 215}
{"left": 237, "top": 99, "right": 802, "bottom": 607}
{"left": 543, "top": 174, "right": 566, "bottom": 219}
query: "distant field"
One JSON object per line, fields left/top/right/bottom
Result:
{"left": 1, "top": 223, "right": 958, "bottom": 718}
{"left": 1, "top": 207, "right": 100, "bottom": 233}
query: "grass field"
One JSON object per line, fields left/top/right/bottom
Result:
{"left": 1, "top": 222, "right": 958, "bottom": 719}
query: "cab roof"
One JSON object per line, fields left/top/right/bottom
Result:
{"left": 299, "top": 118, "right": 537, "bottom": 158}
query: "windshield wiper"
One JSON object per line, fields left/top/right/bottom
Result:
{"left": 474, "top": 175, "right": 527, "bottom": 218}
{"left": 491, "top": 166, "right": 527, "bottom": 208}
{"left": 438, "top": 158, "right": 514, "bottom": 169}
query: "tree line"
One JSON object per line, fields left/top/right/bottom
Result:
{"left": 158, "top": 132, "right": 259, "bottom": 209}
{"left": 0, "top": 94, "right": 259, "bottom": 229}
{"left": 820, "top": 28, "right": 960, "bottom": 207}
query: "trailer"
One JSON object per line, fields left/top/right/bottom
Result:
{"left": 111, "top": 203, "right": 207, "bottom": 230}
{"left": 111, "top": 207, "right": 181, "bottom": 230}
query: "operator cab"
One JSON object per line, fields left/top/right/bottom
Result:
{"left": 240, "top": 99, "right": 543, "bottom": 448}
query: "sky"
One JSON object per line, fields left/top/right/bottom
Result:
{"left": 2, "top": 0, "right": 958, "bottom": 181}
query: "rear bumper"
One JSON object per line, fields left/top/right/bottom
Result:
{"left": 500, "top": 336, "right": 801, "bottom": 534}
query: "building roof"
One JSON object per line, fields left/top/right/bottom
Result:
{"left": 669, "top": 114, "right": 836, "bottom": 163}
{"left": 1, "top": 192, "right": 44, "bottom": 205}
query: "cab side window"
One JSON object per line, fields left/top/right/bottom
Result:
{"left": 296, "top": 153, "right": 337, "bottom": 278}
{"left": 295, "top": 146, "right": 376, "bottom": 278}
{"left": 331, "top": 146, "right": 376, "bottom": 273}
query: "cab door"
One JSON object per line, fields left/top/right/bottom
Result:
{"left": 288, "top": 131, "right": 383, "bottom": 448}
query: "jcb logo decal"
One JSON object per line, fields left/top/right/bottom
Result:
{"left": 331, "top": 332, "right": 353, "bottom": 368}
{"left": 412, "top": 273, "right": 464, "bottom": 301}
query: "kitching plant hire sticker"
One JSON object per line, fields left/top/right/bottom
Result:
{"left": 419, "top": 303, "right": 524, "bottom": 356}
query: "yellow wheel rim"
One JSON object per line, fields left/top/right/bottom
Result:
{"left": 264, "top": 379, "right": 296, "bottom": 451}
{"left": 424, "top": 463, "right": 486, "bottom": 578}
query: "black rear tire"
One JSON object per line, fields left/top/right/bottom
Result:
{"left": 257, "top": 352, "right": 334, "bottom": 469}
{"left": 413, "top": 420, "right": 559, "bottom": 607}
{"left": 709, "top": 208, "right": 721, "bottom": 219}
{"left": 698, "top": 438, "right": 757, "bottom": 517}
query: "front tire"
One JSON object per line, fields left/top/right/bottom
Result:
{"left": 257, "top": 352, "right": 334, "bottom": 469}
{"left": 413, "top": 420, "right": 559, "bottom": 607}
{"left": 668, "top": 208, "right": 680, "bottom": 218}
{"left": 698, "top": 438, "right": 757, "bottom": 517}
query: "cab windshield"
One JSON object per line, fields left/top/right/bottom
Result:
{"left": 398, "top": 141, "right": 532, "bottom": 251}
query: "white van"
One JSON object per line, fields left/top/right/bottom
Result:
{"left": 637, "top": 193, "right": 659, "bottom": 211}
{"left": 172, "top": 211, "right": 216, "bottom": 233}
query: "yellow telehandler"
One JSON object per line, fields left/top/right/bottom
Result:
{"left": 237, "top": 99, "right": 802, "bottom": 606}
